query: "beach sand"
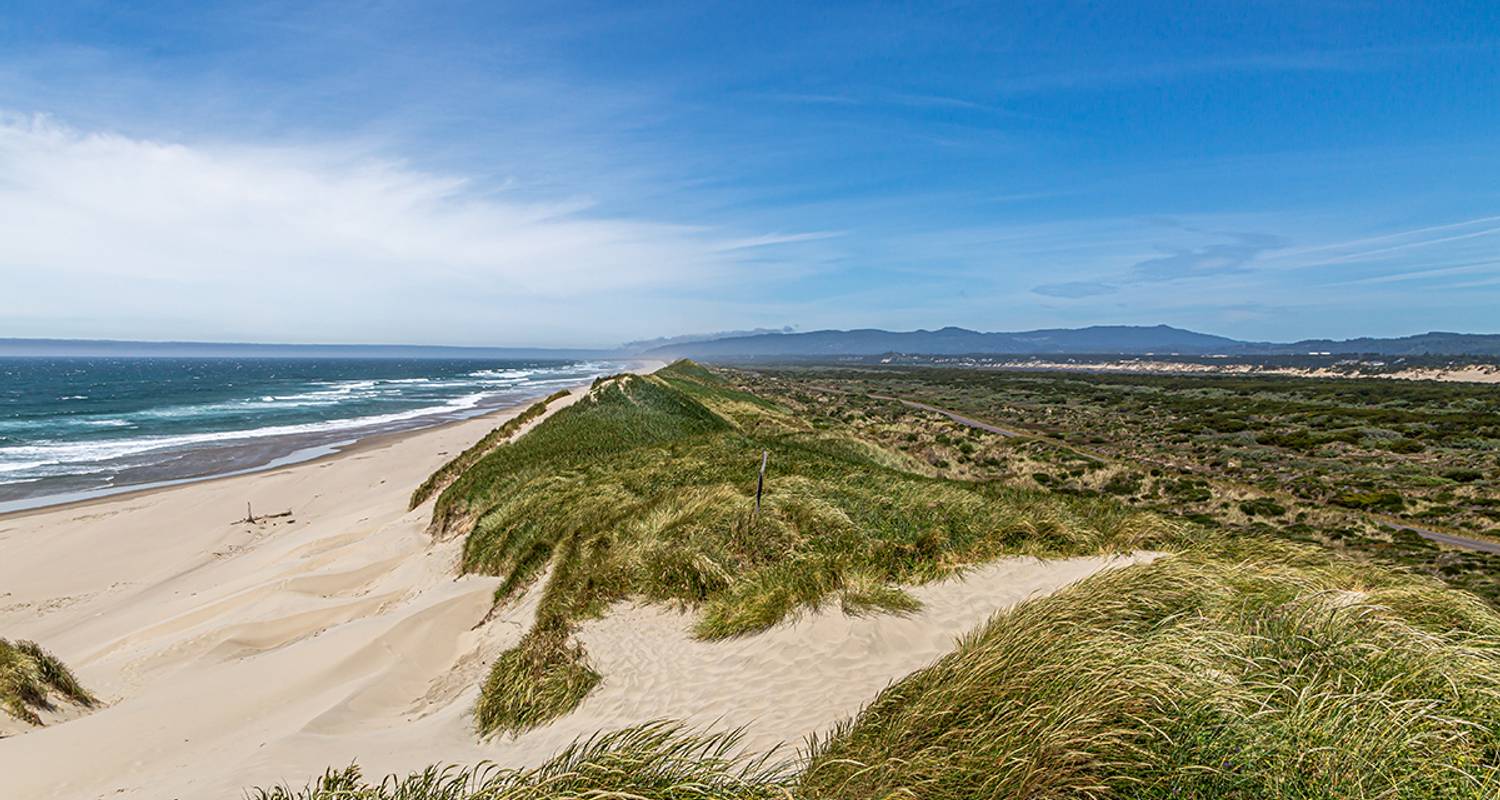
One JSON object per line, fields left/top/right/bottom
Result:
{"left": 0, "top": 380, "right": 1153, "bottom": 799}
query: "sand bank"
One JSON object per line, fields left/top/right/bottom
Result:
{"left": 0, "top": 380, "right": 1151, "bottom": 799}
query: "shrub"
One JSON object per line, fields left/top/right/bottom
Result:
{"left": 1332, "top": 490, "right": 1406, "bottom": 512}
{"left": 1238, "top": 497, "right": 1287, "bottom": 517}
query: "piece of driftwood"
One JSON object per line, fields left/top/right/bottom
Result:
{"left": 236, "top": 502, "right": 293, "bottom": 524}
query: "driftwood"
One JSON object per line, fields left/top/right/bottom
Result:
{"left": 236, "top": 502, "right": 293, "bottom": 524}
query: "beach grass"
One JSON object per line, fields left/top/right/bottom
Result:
{"left": 0, "top": 638, "right": 96, "bottom": 726}
{"left": 431, "top": 362, "right": 1189, "bottom": 734}
{"left": 408, "top": 388, "right": 572, "bottom": 510}
{"left": 248, "top": 721, "right": 791, "bottom": 800}
{"left": 254, "top": 537, "right": 1500, "bottom": 798}
{"left": 799, "top": 537, "right": 1500, "bottom": 799}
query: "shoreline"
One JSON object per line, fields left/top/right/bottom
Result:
{"left": 0, "top": 400, "right": 522, "bottom": 521}
{"left": 0, "top": 360, "right": 1141, "bottom": 799}
{"left": 0, "top": 369, "right": 630, "bottom": 520}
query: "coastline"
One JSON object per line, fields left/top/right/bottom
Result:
{"left": 0, "top": 376, "right": 597, "bottom": 792}
{"left": 0, "top": 360, "right": 1140, "bottom": 798}
{"left": 0, "top": 399, "right": 525, "bottom": 521}
{"left": 0, "top": 363, "right": 646, "bottom": 519}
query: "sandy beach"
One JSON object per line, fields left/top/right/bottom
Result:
{"left": 0, "top": 377, "right": 1152, "bottom": 799}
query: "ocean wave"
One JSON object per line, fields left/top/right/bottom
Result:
{"left": 140, "top": 379, "right": 388, "bottom": 417}
{"left": 468, "top": 368, "right": 537, "bottom": 379}
{"left": 0, "top": 392, "right": 489, "bottom": 474}
{"left": 0, "top": 360, "right": 629, "bottom": 488}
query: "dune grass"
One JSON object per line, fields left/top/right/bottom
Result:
{"left": 433, "top": 362, "right": 1188, "bottom": 735}
{"left": 409, "top": 389, "right": 573, "bottom": 510}
{"left": 799, "top": 538, "right": 1500, "bottom": 799}
{"left": 256, "top": 538, "right": 1500, "bottom": 798}
{"left": 249, "top": 721, "right": 791, "bottom": 800}
{"left": 0, "top": 638, "right": 96, "bottom": 726}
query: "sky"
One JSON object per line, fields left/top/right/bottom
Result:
{"left": 0, "top": 1, "right": 1497, "bottom": 347}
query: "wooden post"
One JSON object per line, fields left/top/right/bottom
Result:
{"left": 754, "top": 450, "right": 768, "bottom": 515}
{"left": 245, "top": 502, "right": 255, "bottom": 523}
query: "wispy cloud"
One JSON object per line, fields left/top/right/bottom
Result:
{"left": 992, "top": 44, "right": 1475, "bottom": 94}
{"left": 0, "top": 114, "right": 818, "bottom": 344}
{"left": 713, "top": 231, "right": 846, "bottom": 251}
{"left": 1128, "top": 232, "right": 1285, "bottom": 281}
{"left": 1329, "top": 258, "right": 1500, "bottom": 286}
{"left": 1031, "top": 226, "right": 1285, "bottom": 298}
{"left": 1033, "top": 280, "right": 1117, "bottom": 298}
{"left": 1289, "top": 225, "right": 1500, "bottom": 267}
{"left": 1270, "top": 214, "right": 1500, "bottom": 260}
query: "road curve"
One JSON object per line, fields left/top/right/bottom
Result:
{"left": 1387, "top": 523, "right": 1500, "bottom": 556}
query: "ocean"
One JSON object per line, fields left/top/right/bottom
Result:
{"left": 0, "top": 357, "right": 629, "bottom": 513}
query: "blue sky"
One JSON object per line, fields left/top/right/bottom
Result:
{"left": 1, "top": 1, "right": 1497, "bottom": 346}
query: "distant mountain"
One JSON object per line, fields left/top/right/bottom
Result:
{"left": 1264, "top": 332, "right": 1500, "bottom": 357}
{"left": 646, "top": 326, "right": 1500, "bottom": 359}
{"left": 0, "top": 338, "right": 613, "bottom": 360}
{"left": 619, "top": 327, "right": 797, "bottom": 352}
{"left": 647, "top": 325, "right": 1244, "bottom": 358}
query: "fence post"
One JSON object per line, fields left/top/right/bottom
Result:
{"left": 754, "top": 450, "right": 769, "bottom": 515}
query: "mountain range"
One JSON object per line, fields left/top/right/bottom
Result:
{"left": 643, "top": 326, "right": 1500, "bottom": 358}
{"left": 5, "top": 326, "right": 1500, "bottom": 360}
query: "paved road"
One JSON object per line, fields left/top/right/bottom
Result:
{"left": 1387, "top": 523, "right": 1500, "bottom": 555}
{"left": 874, "top": 392, "right": 1500, "bottom": 558}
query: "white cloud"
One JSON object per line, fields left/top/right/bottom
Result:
{"left": 0, "top": 114, "right": 774, "bottom": 345}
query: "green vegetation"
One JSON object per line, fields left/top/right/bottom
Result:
{"left": 434, "top": 362, "right": 1186, "bottom": 735}
{"left": 261, "top": 361, "right": 1500, "bottom": 798}
{"left": 800, "top": 540, "right": 1500, "bottom": 799}
{"left": 0, "top": 638, "right": 95, "bottom": 726}
{"left": 258, "top": 539, "right": 1500, "bottom": 799}
{"left": 743, "top": 364, "right": 1500, "bottom": 608}
{"left": 250, "top": 722, "right": 789, "bottom": 800}
{"left": 408, "top": 389, "right": 572, "bottom": 509}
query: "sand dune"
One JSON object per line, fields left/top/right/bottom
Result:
{"left": 0, "top": 385, "right": 1152, "bottom": 799}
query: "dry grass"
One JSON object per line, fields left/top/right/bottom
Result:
{"left": 256, "top": 539, "right": 1500, "bottom": 798}
{"left": 0, "top": 638, "right": 95, "bottom": 726}
{"left": 800, "top": 538, "right": 1500, "bottom": 799}
{"left": 249, "top": 721, "right": 791, "bottom": 800}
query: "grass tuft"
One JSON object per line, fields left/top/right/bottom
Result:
{"left": 798, "top": 538, "right": 1500, "bottom": 799}
{"left": 0, "top": 638, "right": 96, "bottom": 726}
{"left": 259, "top": 540, "right": 1500, "bottom": 798}
{"left": 249, "top": 721, "right": 791, "bottom": 799}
